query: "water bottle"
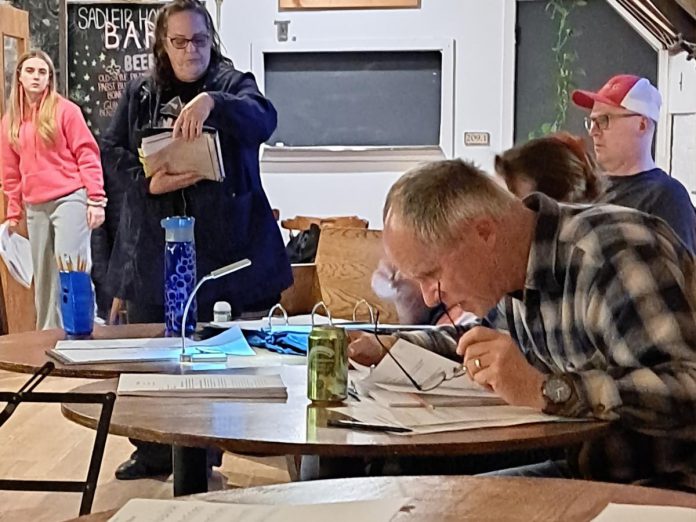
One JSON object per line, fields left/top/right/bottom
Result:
{"left": 161, "top": 216, "right": 196, "bottom": 336}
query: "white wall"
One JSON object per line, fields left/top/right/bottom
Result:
{"left": 666, "top": 52, "right": 696, "bottom": 203}
{"left": 215, "top": 0, "right": 516, "bottom": 228}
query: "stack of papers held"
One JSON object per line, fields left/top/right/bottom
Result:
{"left": 0, "top": 222, "right": 32, "bottom": 288}
{"left": 117, "top": 373, "right": 288, "bottom": 399}
{"left": 140, "top": 129, "right": 225, "bottom": 182}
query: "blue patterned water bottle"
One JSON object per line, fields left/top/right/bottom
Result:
{"left": 161, "top": 216, "right": 196, "bottom": 336}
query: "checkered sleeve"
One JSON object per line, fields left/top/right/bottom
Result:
{"left": 558, "top": 241, "right": 696, "bottom": 433}
{"left": 395, "top": 326, "right": 460, "bottom": 360}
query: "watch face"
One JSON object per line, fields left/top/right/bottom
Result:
{"left": 545, "top": 376, "right": 572, "bottom": 404}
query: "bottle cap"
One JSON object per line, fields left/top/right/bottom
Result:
{"left": 213, "top": 301, "right": 232, "bottom": 322}
{"left": 214, "top": 301, "right": 232, "bottom": 313}
{"left": 161, "top": 216, "right": 195, "bottom": 242}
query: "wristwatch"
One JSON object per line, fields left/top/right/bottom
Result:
{"left": 541, "top": 374, "right": 573, "bottom": 409}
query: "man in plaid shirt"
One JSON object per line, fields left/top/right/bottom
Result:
{"left": 379, "top": 158, "right": 696, "bottom": 491}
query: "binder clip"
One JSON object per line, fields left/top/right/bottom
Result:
{"left": 352, "top": 299, "right": 376, "bottom": 324}
{"left": 311, "top": 301, "right": 334, "bottom": 327}
{"left": 266, "top": 303, "right": 289, "bottom": 331}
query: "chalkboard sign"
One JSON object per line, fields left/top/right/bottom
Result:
{"left": 65, "top": 1, "right": 165, "bottom": 138}
{"left": 264, "top": 50, "right": 443, "bottom": 148}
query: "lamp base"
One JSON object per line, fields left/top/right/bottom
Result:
{"left": 179, "top": 352, "right": 228, "bottom": 363}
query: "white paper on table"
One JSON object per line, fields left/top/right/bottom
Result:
{"left": 0, "top": 222, "right": 33, "bottom": 288}
{"left": 51, "top": 347, "right": 184, "bottom": 364}
{"left": 330, "top": 401, "right": 569, "bottom": 435}
{"left": 353, "top": 338, "right": 483, "bottom": 397}
{"left": 107, "top": 497, "right": 410, "bottom": 522}
{"left": 54, "top": 326, "right": 254, "bottom": 357}
{"left": 117, "top": 373, "right": 287, "bottom": 398}
{"left": 591, "top": 503, "right": 696, "bottom": 522}
{"left": 368, "top": 389, "right": 505, "bottom": 408}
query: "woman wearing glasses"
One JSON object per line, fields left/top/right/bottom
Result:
{"left": 101, "top": 0, "right": 292, "bottom": 480}
{"left": 1, "top": 50, "right": 105, "bottom": 330}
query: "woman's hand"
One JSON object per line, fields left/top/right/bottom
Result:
{"left": 348, "top": 330, "right": 397, "bottom": 367}
{"left": 4, "top": 219, "right": 19, "bottom": 235}
{"left": 148, "top": 170, "right": 204, "bottom": 195}
{"left": 87, "top": 206, "right": 105, "bottom": 229}
{"left": 173, "top": 93, "right": 215, "bottom": 141}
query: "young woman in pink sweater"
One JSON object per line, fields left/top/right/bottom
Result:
{"left": 1, "top": 50, "right": 106, "bottom": 329}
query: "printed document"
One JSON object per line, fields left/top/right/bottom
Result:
{"left": 50, "top": 326, "right": 254, "bottom": 364}
{"left": 117, "top": 373, "right": 287, "bottom": 399}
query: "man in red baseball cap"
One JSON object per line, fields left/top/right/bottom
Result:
{"left": 572, "top": 74, "right": 696, "bottom": 253}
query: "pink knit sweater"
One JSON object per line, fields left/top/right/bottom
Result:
{"left": 1, "top": 96, "right": 105, "bottom": 220}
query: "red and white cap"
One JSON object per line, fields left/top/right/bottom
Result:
{"left": 572, "top": 74, "right": 661, "bottom": 122}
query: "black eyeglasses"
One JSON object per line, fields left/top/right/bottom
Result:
{"left": 372, "top": 307, "right": 470, "bottom": 393}
{"left": 167, "top": 34, "right": 211, "bottom": 50}
{"left": 583, "top": 113, "right": 641, "bottom": 132}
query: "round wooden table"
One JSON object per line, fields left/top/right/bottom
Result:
{"left": 62, "top": 365, "right": 607, "bottom": 458}
{"left": 64, "top": 475, "right": 696, "bottom": 522}
{"left": 0, "top": 324, "right": 303, "bottom": 496}
{"left": 0, "top": 324, "right": 177, "bottom": 378}
{"left": 62, "top": 365, "right": 609, "bottom": 495}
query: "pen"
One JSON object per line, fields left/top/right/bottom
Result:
{"left": 409, "top": 392, "right": 435, "bottom": 411}
{"left": 327, "top": 419, "right": 412, "bottom": 433}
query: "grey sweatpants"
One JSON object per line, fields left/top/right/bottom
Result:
{"left": 26, "top": 189, "right": 91, "bottom": 330}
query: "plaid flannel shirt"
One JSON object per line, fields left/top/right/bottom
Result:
{"left": 399, "top": 193, "right": 696, "bottom": 490}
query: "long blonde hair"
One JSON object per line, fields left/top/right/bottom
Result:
{"left": 6, "top": 50, "right": 60, "bottom": 148}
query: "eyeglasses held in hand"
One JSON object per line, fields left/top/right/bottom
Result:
{"left": 168, "top": 34, "right": 211, "bottom": 50}
{"left": 372, "top": 310, "right": 469, "bottom": 392}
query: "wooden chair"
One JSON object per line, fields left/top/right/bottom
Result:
{"left": 278, "top": 215, "right": 369, "bottom": 315}
{"left": 314, "top": 227, "right": 399, "bottom": 323}
{"left": 281, "top": 215, "right": 368, "bottom": 233}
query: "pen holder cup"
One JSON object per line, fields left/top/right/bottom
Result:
{"left": 59, "top": 271, "right": 95, "bottom": 338}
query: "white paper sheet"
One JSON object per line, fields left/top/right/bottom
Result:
{"left": 117, "top": 373, "right": 287, "bottom": 398}
{"left": 591, "top": 503, "right": 696, "bottom": 522}
{"left": 108, "top": 497, "right": 409, "bottom": 522}
{"left": 51, "top": 326, "right": 255, "bottom": 364}
{"left": 354, "top": 338, "right": 483, "bottom": 396}
{"left": 331, "top": 400, "right": 568, "bottom": 435}
{"left": 0, "top": 222, "right": 33, "bottom": 288}
{"left": 368, "top": 389, "right": 505, "bottom": 408}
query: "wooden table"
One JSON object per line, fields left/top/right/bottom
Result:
{"left": 0, "top": 324, "right": 175, "bottom": 378}
{"left": 0, "top": 324, "right": 303, "bottom": 495}
{"left": 62, "top": 365, "right": 609, "bottom": 494}
{"left": 64, "top": 475, "right": 696, "bottom": 522}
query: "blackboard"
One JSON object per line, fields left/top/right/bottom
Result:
{"left": 264, "top": 51, "right": 442, "bottom": 147}
{"left": 515, "top": 0, "right": 657, "bottom": 142}
{"left": 65, "top": 1, "right": 164, "bottom": 138}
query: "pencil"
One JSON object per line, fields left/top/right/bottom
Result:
{"left": 409, "top": 392, "right": 435, "bottom": 411}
